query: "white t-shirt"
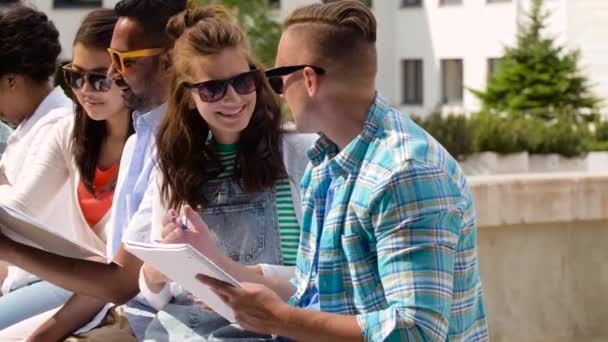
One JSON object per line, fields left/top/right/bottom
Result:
{"left": 0, "top": 86, "right": 73, "bottom": 293}
{"left": 1, "top": 86, "right": 73, "bottom": 185}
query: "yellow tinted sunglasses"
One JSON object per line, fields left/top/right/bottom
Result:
{"left": 107, "top": 48, "right": 164, "bottom": 74}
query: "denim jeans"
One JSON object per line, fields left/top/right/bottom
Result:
{"left": 144, "top": 178, "right": 284, "bottom": 341}
{"left": 0, "top": 280, "right": 72, "bottom": 329}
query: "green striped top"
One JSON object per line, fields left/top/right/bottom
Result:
{"left": 214, "top": 142, "right": 299, "bottom": 265}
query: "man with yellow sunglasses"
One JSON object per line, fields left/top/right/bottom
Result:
{"left": 0, "top": 0, "right": 188, "bottom": 340}
{"left": 107, "top": 48, "right": 164, "bottom": 76}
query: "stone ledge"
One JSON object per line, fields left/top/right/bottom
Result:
{"left": 469, "top": 172, "right": 608, "bottom": 227}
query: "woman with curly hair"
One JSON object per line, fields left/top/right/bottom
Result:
{"left": 0, "top": 4, "right": 72, "bottom": 186}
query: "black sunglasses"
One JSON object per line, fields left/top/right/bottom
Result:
{"left": 265, "top": 65, "right": 326, "bottom": 94}
{"left": 62, "top": 64, "right": 113, "bottom": 92}
{"left": 183, "top": 69, "right": 262, "bottom": 103}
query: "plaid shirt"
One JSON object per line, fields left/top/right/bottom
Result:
{"left": 0, "top": 121, "right": 12, "bottom": 159}
{"left": 289, "top": 94, "right": 488, "bottom": 341}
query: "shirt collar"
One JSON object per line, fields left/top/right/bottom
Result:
{"left": 307, "top": 93, "right": 389, "bottom": 178}
{"left": 132, "top": 102, "right": 167, "bottom": 132}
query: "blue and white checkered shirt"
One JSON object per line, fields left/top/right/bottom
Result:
{"left": 289, "top": 94, "right": 488, "bottom": 341}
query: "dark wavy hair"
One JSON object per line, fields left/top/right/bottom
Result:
{"left": 114, "top": 0, "right": 188, "bottom": 48}
{"left": 0, "top": 5, "right": 61, "bottom": 82}
{"left": 71, "top": 9, "right": 134, "bottom": 194}
{"left": 157, "top": 5, "right": 286, "bottom": 210}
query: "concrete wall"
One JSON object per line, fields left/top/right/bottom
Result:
{"left": 470, "top": 173, "right": 608, "bottom": 341}
{"left": 478, "top": 220, "right": 608, "bottom": 342}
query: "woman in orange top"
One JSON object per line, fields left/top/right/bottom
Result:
{"left": 0, "top": 9, "right": 132, "bottom": 336}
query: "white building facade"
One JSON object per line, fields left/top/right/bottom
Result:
{"left": 3, "top": 0, "right": 607, "bottom": 115}
{"left": 281, "top": 0, "right": 608, "bottom": 115}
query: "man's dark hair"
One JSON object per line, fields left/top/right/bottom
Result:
{"left": 0, "top": 4, "right": 61, "bottom": 82}
{"left": 114, "top": 0, "right": 188, "bottom": 47}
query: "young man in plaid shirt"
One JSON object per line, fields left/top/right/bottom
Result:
{"left": 193, "top": 1, "right": 489, "bottom": 340}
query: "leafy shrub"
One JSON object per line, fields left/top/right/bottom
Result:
{"left": 412, "top": 114, "right": 474, "bottom": 159}
{"left": 526, "top": 114, "right": 592, "bottom": 157}
{"left": 414, "top": 111, "right": 601, "bottom": 158}
{"left": 469, "top": 112, "right": 530, "bottom": 154}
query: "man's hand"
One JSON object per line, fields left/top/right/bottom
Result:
{"left": 197, "top": 275, "right": 290, "bottom": 336}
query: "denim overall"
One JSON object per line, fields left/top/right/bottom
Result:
{"left": 144, "top": 177, "right": 282, "bottom": 341}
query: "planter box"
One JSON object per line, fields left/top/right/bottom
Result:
{"left": 529, "top": 154, "right": 560, "bottom": 173}
{"left": 463, "top": 151, "right": 608, "bottom": 175}
{"left": 461, "top": 152, "right": 528, "bottom": 175}
{"left": 587, "top": 152, "right": 608, "bottom": 172}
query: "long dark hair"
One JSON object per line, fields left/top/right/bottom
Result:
{"left": 71, "top": 9, "right": 134, "bottom": 194}
{"left": 157, "top": 5, "right": 286, "bottom": 210}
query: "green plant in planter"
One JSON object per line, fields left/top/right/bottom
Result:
{"left": 412, "top": 114, "right": 474, "bottom": 160}
{"left": 468, "top": 112, "right": 530, "bottom": 154}
{"left": 595, "top": 119, "right": 608, "bottom": 142}
{"left": 527, "top": 114, "right": 591, "bottom": 157}
{"left": 588, "top": 118, "right": 608, "bottom": 151}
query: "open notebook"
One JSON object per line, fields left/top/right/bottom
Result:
{"left": 124, "top": 241, "right": 241, "bottom": 322}
{"left": 0, "top": 204, "right": 108, "bottom": 261}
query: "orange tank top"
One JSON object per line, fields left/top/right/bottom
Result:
{"left": 77, "top": 163, "right": 119, "bottom": 228}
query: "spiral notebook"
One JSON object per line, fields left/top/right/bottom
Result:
{"left": 124, "top": 241, "right": 241, "bottom": 322}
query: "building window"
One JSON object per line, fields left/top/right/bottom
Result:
{"left": 487, "top": 0, "right": 510, "bottom": 3}
{"left": 53, "top": 0, "right": 102, "bottom": 8}
{"left": 269, "top": 0, "right": 280, "bottom": 9}
{"left": 439, "top": 0, "right": 462, "bottom": 5}
{"left": 401, "top": 59, "right": 423, "bottom": 105}
{"left": 487, "top": 58, "right": 502, "bottom": 80}
{"left": 0, "top": 0, "right": 19, "bottom": 4}
{"left": 441, "top": 59, "right": 463, "bottom": 104}
{"left": 323, "top": 0, "right": 372, "bottom": 7}
{"left": 401, "top": 0, "right": 422, "bottom": 7}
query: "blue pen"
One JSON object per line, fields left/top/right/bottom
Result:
{"left": 169, "top": 212, "right": 188, "bottom": 230}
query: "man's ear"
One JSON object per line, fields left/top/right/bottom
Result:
{"left": 302, "top": 66, "right": 320, "bottom": 98}
{"left": 6, "top": 74, "right": 17, "bottom": 90}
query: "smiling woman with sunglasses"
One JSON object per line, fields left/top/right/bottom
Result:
{"left": 0, "top": 9, "right": 134, "bottom": 340}
{"left": 132, "top": 5, "right": 316, "bottom": 340}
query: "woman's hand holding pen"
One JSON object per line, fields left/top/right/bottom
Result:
{"left": 160, "top": 206, "right": 222, "bottom": 261}
{"left": 142, "top": 206, "right": 219, "bottom": 292}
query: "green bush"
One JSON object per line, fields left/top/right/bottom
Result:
{"left": 526, "top": 114, "right": 592, "bottom": 157}
{"left": 595, "top": 119, "right": 608, "bottom": 141}
{"left": 412, "top": 114, "right": 474, "bottom": 159}
{"left": 414, "top": 111, "right": 603, "bottom": 159}
{"left": 469, "top": 112, "right": 530, "bottom": 154}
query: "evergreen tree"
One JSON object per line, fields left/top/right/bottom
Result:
{"left": 471, "top": 0, "right": 600, "bottom": 120}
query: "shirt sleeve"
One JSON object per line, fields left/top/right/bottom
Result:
{"left": 122, "top": 168, "right": 162, "bottom": 244}
{"left": 355, "top": 161, "right": 466, "bottom": 342}
{"left": 260, "top": 264, "right": 296, "bottom": 281}
{"left": 138, "top": 266, "right": 172, "bottom": 310}
{"left": 130, "top": 169, "right": 175, "bottom": 310}
{"left": 0, "top": 117, "right": 71, "bottom": 217}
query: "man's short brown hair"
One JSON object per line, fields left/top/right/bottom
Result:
{"left": 283, "top": 0, "right": 377, "bottom": 79}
